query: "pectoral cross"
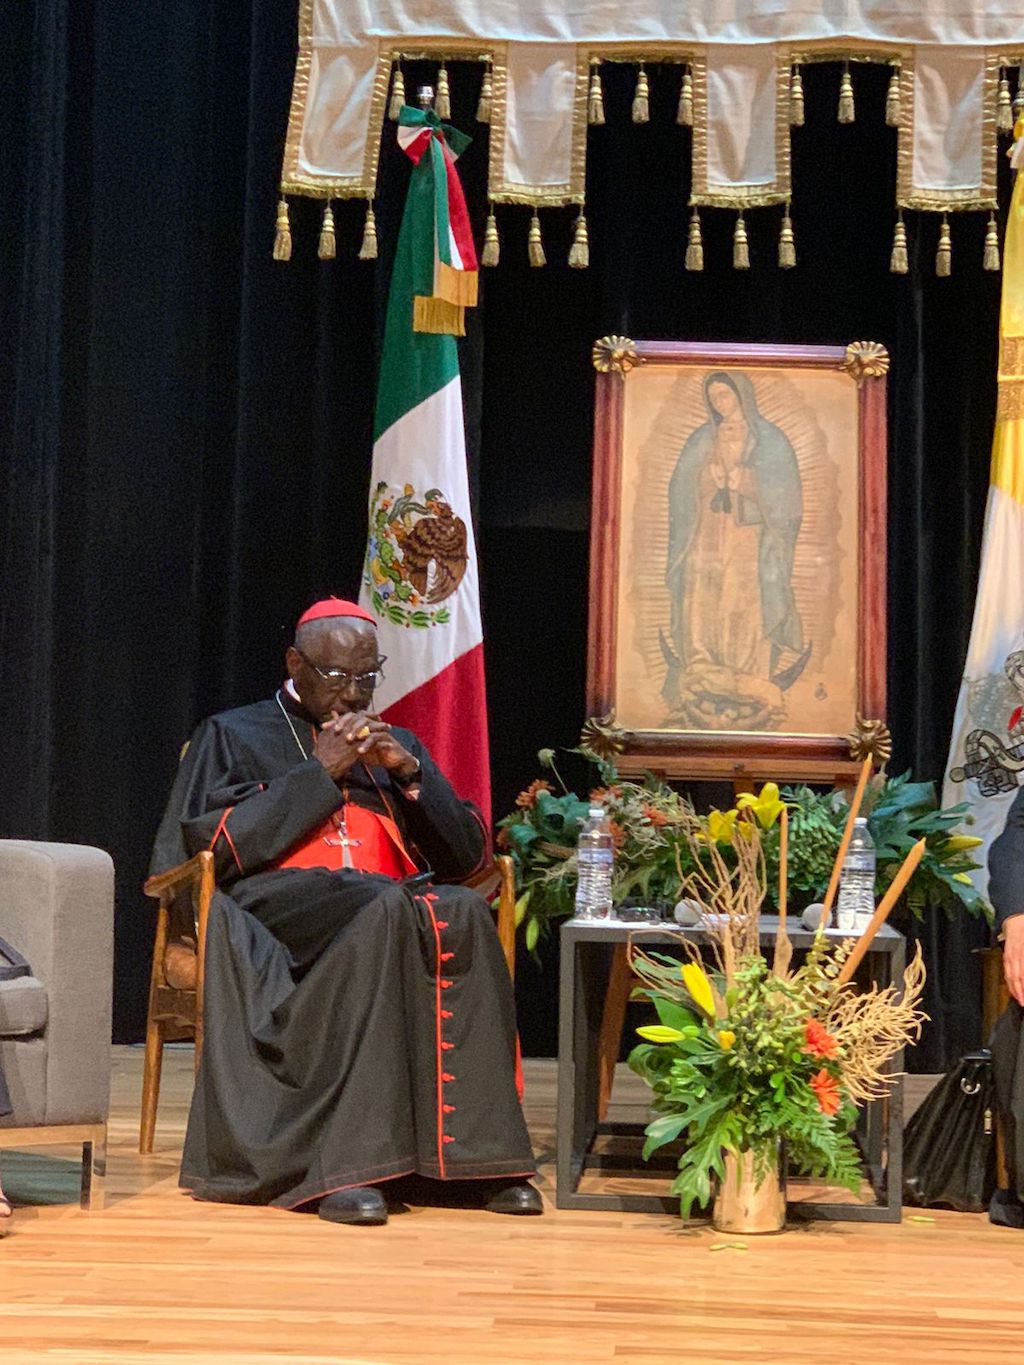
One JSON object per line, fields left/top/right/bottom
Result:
{"left": 323, "top": 814, "right": 361, "bottom": 869}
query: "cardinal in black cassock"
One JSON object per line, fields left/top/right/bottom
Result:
{"left": 150, "top": 599, "right": 538, "bottom": 1225}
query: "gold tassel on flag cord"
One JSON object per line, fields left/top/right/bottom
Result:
{"left": 481, "top": 207, "right": 500, "bottom": 267}
{"left": 789, "top": 65, "right": 805, "bottom": 127}
{"left": 885, "top": 64, "right": 902, "bottom": 127}
{"left": 588, "top": 59, "right": 605, "bottom": 126}
{"left": 685, "top": 208, "right": 703, "bottom": 271}
{"left": 1015, "top": 68, "right": 1024, "bottom": 123}
{"left": 358, "top": 203, "right": 378, "bottom": 260}
{"left": 733, "top": 213, "right": 750, "bottom": 270}
{"left": 477, "top": 60, "right": 492, "bottom": 123}
{"left": 778, "top": 204, "right": 796, "bottom": 269}
{"left": 389, "top": 61, "right": 406, "bottom": 120}
{"left": 568, "top": 212, "right": 590, "bottom": 269}
{"left": 936, "top": 215, "right": 952, "bottom": 276}
{"left": 985, "top": 213, "right": 1001, "bottom": 272}
{"left": 838, "top": 62, "right": 855, "bottom": 124}
{"left": 528, "top": 210, "right": 546, "bottom": 267}
{"left": 998, "top": 69, "right": 1014, "bottom": 134}
{"left": 632, "top": 64, "right": 650, "bottom": 124}
{"left": 273, "top": 198, "right": 292, "bottom": 261}
{"left": 436, "top": 63, "right": 451, "bottom": 120}
{"left": 318, "top": 202, "right": 336, "bottom": 260}
{"left": 678, "top": 66, "right": 693, "bottom": 126}
{"left": 890, "top": 211, "right": 909, "bottom": 274}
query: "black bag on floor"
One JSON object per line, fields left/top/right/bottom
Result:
{"left": 902, "top": 1050, "right": 997, "bottom": 1212}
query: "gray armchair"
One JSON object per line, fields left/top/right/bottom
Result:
{"left": 0, "top": 840, "right": 114, "bottom": 1209}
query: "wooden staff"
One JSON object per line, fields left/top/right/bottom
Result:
{"left": 835, "top": 838, "right": 925, "bottom": 986}
{"left": 819, "top": 757, "right": 873, "bottom": 930}
{"left": 773, "top": 807, "right": 793, "bottom": 978}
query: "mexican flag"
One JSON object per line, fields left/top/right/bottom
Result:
{"left": 943, "top": 132, "right": 1024, "bottom": 898}
{"left": 359, "top": 107, "right": 491, "bottom": 825}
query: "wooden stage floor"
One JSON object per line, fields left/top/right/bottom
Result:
{"left": 1, "top": 1048, "right": 1023, "bottom": 1365}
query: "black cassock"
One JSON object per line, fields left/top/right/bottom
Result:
{"left": 150, "top": 689, "right": 535, "bottom": 1208}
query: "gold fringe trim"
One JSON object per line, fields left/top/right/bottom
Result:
{"left": 778, "top": 206, "right": 795, "bottom": 269}
{"left": 413, "top": 295, "right": 465, "bottom": 335}
{"left": 733, "top": 213, "right": 750, "bottom": 270}
{"left": 984, "top": 213, "right": 1001, "bottom": 271}
{"left": 1000, "top": 336, "right": 1024, "bottom": 377}
{"left": 999, "top": 70, "right": 1014, "bottom": 134}
{"left": 588, "top": 59, "right": 605, "bottom": 126}
{"left": 790, "top": 65, "right": 805, "bottom": 127}
{"left": 436, "top": 64, "right": 451, "bottom": 121}
{"left": 481, "top": 208, "right": 500, "bottom": 267}
{"left": 528, "top": 211, "right": 546, "bottom": 267}
{"left": 389, "top": 63, "right": 405, "bottom": 121}
{"left": 273, "top": 198, "right": 292, "bottom": 261}
{"left": 885, "top": 66, "right": 901, "bottom": 127}
{"left": 678, "top": 67, "right": 693, "bottom": 126}
{"left": 890, "top": 213, "right": 909, "bottom": 274}
{"left": 477, "top": 62, "right": 492, "bottom": 123}
{"left": 436, "top": 260, "right": 478, "bottom": 307}
{"left": 318, "top": 202, "right": 336, "bottom": 260}
{"left": 685, "top": 208, "right": 703, "bottom": 271}
{"left": 936, "top": 215, "right": 952, "bottom": 277}
{"left": 838, "top": 63, "right": 855, "bottom": 124}
{"left": 568, "top": 212, "right": 589, "bottom": 268}
{"left": 358, "top": 203, "right": 378, "bottom": 260}
{"left": 997, "top": 378, "right": 1024, "bottom": 421}
{"left": 632, "top": 65, "right": 650, "bottom": 124}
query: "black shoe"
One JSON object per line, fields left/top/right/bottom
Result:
{"left": 318, "top": 1186, "right": 388, "bottom": 1226}
{"left": 483, "top": 1181, "right": 544, "bottom": 1216}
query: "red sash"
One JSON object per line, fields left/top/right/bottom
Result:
{"left": 275, "top": 805, "right": 418, "bottom": 879}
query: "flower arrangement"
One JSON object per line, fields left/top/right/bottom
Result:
{"left": 626, "top": 794, "right": 927, "bottom": 1225}
{"left": 496, "top": 746, "right": 987, "bottom": 950}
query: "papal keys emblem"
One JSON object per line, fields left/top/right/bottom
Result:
{"left": 949, "top": 649, "right": 1024, "bottom": 796}
{"left": 363, "top": 482, "right": 468, "bottom": 629}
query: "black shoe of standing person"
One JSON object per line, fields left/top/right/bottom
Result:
{"left": 483, "top": 1180, "right": 544, "bottom": 1215}
{"left": 317, "top": 1186, "right": 388, "bottom": 1226}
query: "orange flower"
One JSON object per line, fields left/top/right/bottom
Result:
{"left": 804, "top": 1018, "right": 838, "bottom": 1059}
{"left": 516, "top": 779, "right": 553, "bottom": 809}
{"left": 495, "top": 827, "right": 511, "bottom": 850}
{"left": 809, "top": 1069, "right": 841, "bottom": 1117}
{"left": 642, "top": 804, "right": 669, "bottom": 828}
{"left": 589, "top": 785, "right": 621, "bottom": 803}
{"left": 607, "top": 819, "right": 627, "bottom": 850}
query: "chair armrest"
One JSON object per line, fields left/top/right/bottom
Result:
{"left": 144, "top": 851, "right": 214, "bottom": 903}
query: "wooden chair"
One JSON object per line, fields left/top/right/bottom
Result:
{"left": 982, "top": 943, "right": 1011, "bottom": 1188}
{"left": 139, "top": 851, "right": 518, "bottom": 1154}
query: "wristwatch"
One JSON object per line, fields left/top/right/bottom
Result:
{"left": 392, "top": 758, "right": 422, "bottom": 789}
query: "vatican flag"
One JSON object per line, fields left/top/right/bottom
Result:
{"left": 943, "top": 145, "right": 1024, "bottom": 896}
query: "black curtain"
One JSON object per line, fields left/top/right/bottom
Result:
{"left": 0, "top": 7, "right": 998, "bottom": 1068}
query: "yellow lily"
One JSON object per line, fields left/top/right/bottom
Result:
{"left": 717, "top": 1029, "right": 736, "bottom": 1050}
{"left": 953, "top": 872, "right": 974, "bottom": 885}
{"left": 943, "top": 834, "right": 984, "bottom": 852}
{"left": 735, "top": 782, "right": 786, "bottom": 830}
{"left": 636, "top": 1025, "right": 687, "bottom": 1044}
{"left": 706, "top": 808, "right": 739, "bottom": 845}
{"left": 681, "top": 962, "right": 716, "bottom": 1018}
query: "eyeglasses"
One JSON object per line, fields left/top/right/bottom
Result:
{"left": 296, "top": 650, "right": 387, "bottom": 691}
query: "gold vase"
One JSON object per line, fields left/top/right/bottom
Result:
{"left": 712, "top": 1146, "right": 786, "bottom": 1235}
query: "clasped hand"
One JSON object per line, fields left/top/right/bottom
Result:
{"left": 313, "top": 710, "right": 417, "bottom": 782}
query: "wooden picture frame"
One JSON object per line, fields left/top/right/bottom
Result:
{"left": 587, "top": 339, "right": 888, "bottom": 784}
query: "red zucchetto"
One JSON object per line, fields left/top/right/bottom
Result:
{"left": 296, "top": 597, "right": 376, "bottom": 629}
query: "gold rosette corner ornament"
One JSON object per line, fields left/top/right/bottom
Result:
{"left": 579, "top": 712, "right": 630, "bottom": 762}
{"left": 847, "top": 715, "right": 893, "bottom": 765}
{"left": 840, "top": 341, "right": 890, "bottom": 386}
{"left": 592, "top": 336, "right": 641, "bottom": 376}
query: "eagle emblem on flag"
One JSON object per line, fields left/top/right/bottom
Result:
{"left": 364, "top": 481, "right": 468, "bottom": 628}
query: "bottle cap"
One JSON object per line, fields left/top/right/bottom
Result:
{"left": 588, "top": 805, "right": 605, "bottom": 818}
{"left": 853, "top": 816, "right": 868, "bottom": 825}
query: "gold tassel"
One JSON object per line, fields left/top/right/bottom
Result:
{"left": 481, "top": 208, "right": 500, "bottom": 267}
{"left": 890, "top": 213, "right": 909, "bottom": 274}
{"left": 436, "top": 64, "right": 451, "bottom": 121}
{"left": 684, "top": 208, "right": 703, "bottom": 272}
{"left": 733, "top": 213, "right": 750, "bottom": 270}
{"left": 778, "top": 206, "right": 796, "bottom": 269}
{"left": 272, "top": 198, "right": 292, "bottom": 261}
{"left": 588, "top": 60, "right": 605, "bottom": 126}
{"left": 789, "top": 66, "right": 805, "bottom": 127}
{"left": 477, "top": 61, "right": 492, "bottom": 123}
{"left": 936, "top": 215, "right": 952, "bottom": 277}
{"left": 838, "top": 63, "right": 855, "bottom": 124}
{"left": 318, "top": 202, "right": 336, "bottom": 260}
{"left": 568, "top": 212, "right": 590, "bottom": 269}
{"left": 885, "top": 66, "right": 901, "bottom": 127}
{"left": 1015, "top": 69, "right": 1024, "bottom": 123}
{"left": 528, "top": 211, "right": 546, "bottom": 268}
{"left": 984, "top": 212, "right": 1001, "bottom": 271}
{"left": 677, "top": 67, "right": 693, "bottom": 126}
{"left": 999, "top": 70, "right": 1014, "bottom": 134}
{"left": 632, "top": 65, "right": 650, "bottom": 124}
{"left": 389, "top": 62, "right": 406, "bottom": 120}
{"left": 358, "top": 203, "right": 378, "bottom": 261}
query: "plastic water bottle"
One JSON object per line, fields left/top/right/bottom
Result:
{"left": 575, "top": 806, "right": 614, "bottom": 920}
{"left": 837, "top": 817, "right": 876, "bottom": 933}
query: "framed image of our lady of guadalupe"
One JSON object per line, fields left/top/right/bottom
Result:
{"left": 586, "top": 339, "right": 889, "bottom": 783}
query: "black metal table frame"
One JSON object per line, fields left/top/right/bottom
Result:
{"left": 556, "top": 917, "right": 906, "bottom": 1222}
